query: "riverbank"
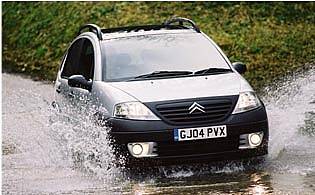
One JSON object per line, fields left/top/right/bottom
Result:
{"left": 2, "top": 2, "right": 315, "bottom": 89}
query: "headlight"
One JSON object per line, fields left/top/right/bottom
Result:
{"left": 113, "top": 101, "right": 160, "bottom": 120}
{"left": 232, "top": 91, "right": 261, "bottom": 114}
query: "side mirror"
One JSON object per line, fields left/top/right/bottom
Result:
{"left": 68, "top": 75, "right": 92, "bottom": 91}
{"left": 232, "top": 62, "right": 247, "bottom": 74}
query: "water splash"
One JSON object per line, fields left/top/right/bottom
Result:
{"left": 2, "top": 74, "right": 124, "bottom": 194}
{"left": 262, "top": 68, "right": 315, "bottom": 160}
{"left": 48, "top": 102, "right": 125, "bottom": 181}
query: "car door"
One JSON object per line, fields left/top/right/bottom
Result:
{"left": 68, "top": 38, "right": 95, "bottom": 112}
{"left": 55, "top": 38, "right": 84, "bottom": 110}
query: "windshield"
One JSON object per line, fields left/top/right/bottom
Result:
{"left": 101, "top": 32, "right": 230, "bottom": 81}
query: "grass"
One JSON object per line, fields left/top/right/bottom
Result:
{"left": 2, "top": 2, "right": 315, "bottom": 90}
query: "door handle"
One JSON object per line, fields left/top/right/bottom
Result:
{"left": 56, "top": 88, "right": 61, "bottom": 93}
{"left": 56, "top": 85, "right": 61, "bottom": 93}
{"left": 68, "top": 92, "right": 75, "bottom": 98}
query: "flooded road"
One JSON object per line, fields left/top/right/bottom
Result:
{"left": 2, "top": 69, "right": 315, "bottom": 194}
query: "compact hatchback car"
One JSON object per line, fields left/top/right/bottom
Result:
{"left": 53, "top": 17, "right": 268, "bottom": 166}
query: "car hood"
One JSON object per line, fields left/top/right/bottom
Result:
{"left": 108, "top": 73, "right": 242, "bottom": 102}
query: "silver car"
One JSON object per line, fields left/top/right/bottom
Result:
{"left": 53, "top": 17, "right": 268, "bottom": 166}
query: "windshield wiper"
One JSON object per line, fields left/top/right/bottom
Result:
{"left": 194, "top": 68, "right": 232, "bottom": 75}
{"left": 132, "top": 71, "right": 193, "bottom": 80}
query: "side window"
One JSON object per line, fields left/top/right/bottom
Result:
{"left": 61, "top": 39, "right": 83, "bottom": 78}
{"left": 79, "top": 39, "right": 95, "bottom": 81}
{"left": 61, "top": 38, "right": 95, "bottom": 80}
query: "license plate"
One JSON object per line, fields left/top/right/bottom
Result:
{"left": 174, "top": 125, "right": 227, "bottom": 141}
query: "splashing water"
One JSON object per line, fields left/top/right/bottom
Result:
{"left": 2, "top": 67, "right": 315, "bottom": 194}
{"left": 263, "top": 68, "right": 315, "bottom": 160}
{"left": 2, "top": 74, "right": 123, "bottom": 194}
{"left": 48, "top": 102, "right": 124, "bottom": 176}
{"left": 261, "top": 68, "right": 315, "bottom": 178}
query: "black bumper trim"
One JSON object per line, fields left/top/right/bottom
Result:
{"left": 124, "top": 144, "right": 268, "bottom": 167}
{"left": 107, "top": 106, "right": 269, "bottom": 165}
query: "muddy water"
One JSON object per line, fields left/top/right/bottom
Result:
{"left": 2, "top": 69, "right": 315, "bottom": 194}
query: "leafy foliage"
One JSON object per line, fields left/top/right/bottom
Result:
{"left": 2, "top": 2, "right": 315, "bottom": 89}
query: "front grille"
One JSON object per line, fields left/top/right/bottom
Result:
{"left": 157, "top": 137, "right": 239, "bottom": 157}
{"left": 153, "top": 96, "right": 237, "bottom": 125}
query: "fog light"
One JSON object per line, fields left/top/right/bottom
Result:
{"left": 249, "top": 133, "right": 261, "bottom": 146}
{"left": 127, "top": 142, "right": 158, "bottom": 158}
{"left": 239, "top": 132, "right": 264, "bottom": 149}
{"left": 132, "top": 144, "right": 143, "bottom": 155}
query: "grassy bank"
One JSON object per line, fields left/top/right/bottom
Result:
{"left": 2, "top": 2, "right": 315, "bottom": 89}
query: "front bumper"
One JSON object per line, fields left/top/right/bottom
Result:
{"left": 108, "top": 106, "right": 269, "bottom": 166}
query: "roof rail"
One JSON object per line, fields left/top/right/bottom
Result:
{"left": 78, "top": 24, "right": 103, "bottom": 40}
{"left": 101, "top": 24, "right": 186, "bottom": 34}
{"left": 163, "top": 17, "right": 200, "bottom": 33}
{"left": 78, "top": 18, "right": 200, "bottom": 40}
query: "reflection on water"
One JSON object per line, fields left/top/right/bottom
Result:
{"left": 248, "top": 172, "right": 272, "bottom": 195}
{"left": 123, "top": 169, "right": 273, "bottom": 194}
